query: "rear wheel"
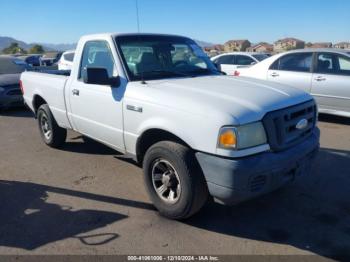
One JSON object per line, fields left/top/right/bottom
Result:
{"left": 37, "top": 104, "right": 67, "bottom": 148}
{"left": 143, "top": 141, "right": 209, "bottom": 219}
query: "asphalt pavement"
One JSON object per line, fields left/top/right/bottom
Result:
{"left": 1, "top": 108, "right": 350, "bottom": 260}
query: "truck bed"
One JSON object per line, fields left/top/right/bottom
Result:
{"left": 21, "top": 70, "right": 72, "bottom": 129}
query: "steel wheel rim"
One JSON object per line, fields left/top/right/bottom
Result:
{"left": 151, "top": 159, "right": 181, "bottom": 204}
{"left": 40, "top": 113, "right": 52, "bottom": 140}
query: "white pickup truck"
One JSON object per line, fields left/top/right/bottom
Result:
{"left": 21, "top": 33, "right": 320, "bottom": 219}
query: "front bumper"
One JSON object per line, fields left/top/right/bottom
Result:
{"left": 196, "top": 128, "right": 320, "bottom": 205}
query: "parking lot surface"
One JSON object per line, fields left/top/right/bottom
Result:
{"left": 0, "top": 108, "right": 350, "bottom": 259}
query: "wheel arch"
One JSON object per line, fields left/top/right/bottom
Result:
{"left": 136, "top": 128, "right": 192, "bottom": 164}
{"left": 32, "top": 94, "right": 48, "bottom": 116}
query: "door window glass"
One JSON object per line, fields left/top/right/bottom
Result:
{"left": 316, "top": 53, "right": 350, "bottom": 75}
{"left": 79, "top": 41, "right": 116, "bottom": 79}
{"left": 316, "top": 53, "right": 334, "bottom": 73}
{"left": 64, "top": 52, "right": 75, "bottom": 62}
{"left": 279, "top": 53, "right": 312, "bottom": 72}
{"left": 236, "top": 55, "right": 255, "bottom": 65}
{"left": 252, "top": 54, "right": 269, "bottom": 61}
{"left": 215, "top": 55, "right": 234, "bottom": 65}
{"left": 269, "top": 53, "right": 312, "bottom": 72}
{"left": 338, "top": 56, "right": 350, "bottom": 71}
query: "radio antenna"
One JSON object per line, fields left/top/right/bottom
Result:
{"left": 135, "top": 0, "right": 141, "bottom": 33}
{"left": 135, "top": 0, "right": 146, "bottom": 84}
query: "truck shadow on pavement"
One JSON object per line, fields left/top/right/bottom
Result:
{"left": 318, "top": 113, "right": 350, "bottom": 125}
{"left": 0, "top": 180, "right": 154, "bottom": 250}
{"left": 60, "top": 135, "right": 119, "bottom": 156}
{"left": 186, "top": 147, "right": 350, "bottom": 260}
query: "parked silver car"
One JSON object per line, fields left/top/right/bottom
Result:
{"left": 0, "top": 55, "right": 29, "bottom": 109}
{"left": 236, "top": 49, "right": 350, "bottom": 118}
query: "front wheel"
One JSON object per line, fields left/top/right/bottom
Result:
{"left": 37, "top": 104, "right": 67, "bottom": 148}
{"left": 143, "top": 141, "right": 209, "bottom": 219}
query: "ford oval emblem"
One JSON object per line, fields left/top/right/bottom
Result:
{"left": 296, "top": 118, "right": 308, "bottom": 130}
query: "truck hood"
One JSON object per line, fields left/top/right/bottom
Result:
{"left": 144, "top": 75, "right": 313, "bottom": 125}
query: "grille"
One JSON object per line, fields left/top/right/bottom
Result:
{"left": 262, "top": 100, "right": 316, "bottom": 152}
{"left": 250, "top": 175, "right": 267, "bottom": 192}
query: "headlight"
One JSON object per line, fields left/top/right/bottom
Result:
{"left": 218, "top": 122, "right": 267, "bottom": 150}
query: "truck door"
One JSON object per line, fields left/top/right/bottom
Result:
{"left": 68, "top": 40, "right": 126, "bottom": 152}
{"left": 311, "top": 52, "right": 350, "bottom": 114}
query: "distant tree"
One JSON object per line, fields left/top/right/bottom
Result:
{"left": 29, "top": 44, "right": 45, "bottom": 54}
{"left": 306, "top": 42, "right": 313, "bottom": 47}
{"left": 2, "top": 42, "right": 27, "bottom": 54}
{"left": 285, "top": 46, "right": 297, "bottom": 51}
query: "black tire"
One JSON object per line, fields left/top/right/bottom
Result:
{"left": 143, "top": 141, "right": 209, "bottom": 219}
{"left": 37, "top": 104, "right": 67, "bottom": 148}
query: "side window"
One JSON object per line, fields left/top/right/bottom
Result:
{"left": 278, "top": 53, "right": 312, "bottom": 72}
{"left": 79, "top": 41, "right": 116, "bottom": 79}
{"left": 339, "top": 56, "right": 350, "bottom": 73}
{"left": 270, "top": 53, "right": 312, "bottom": 72}
{"left": 64, "top": 52, "right": 75, "bottom": 62}
{"left": 316, "top": 53, "right": 350, "bottom": 76}
{"left": 215, "top": 55, "right": 234, "bottom": 65}
{"left": 269, "top": 59, "right": 279, "bottom": 70}
{"left": 316, "top": 53, "right": 334, "bottom": 74}
{"left": 235, "top": 55, "right": 255, "bottom": 65}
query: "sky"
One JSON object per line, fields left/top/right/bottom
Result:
{"left": 0, "top": 0, "right": 349, "bottom": 44}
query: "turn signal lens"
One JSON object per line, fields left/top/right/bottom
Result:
{"left": 218, "top": 122, "right": 267, "bottom": 151}
{"left": 218, "top": 128, "right": 237, "bottom": 148}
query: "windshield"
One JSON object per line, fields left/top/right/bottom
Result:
{"left": 252, "top": 54, "right": 269, "bottom": 61}
{"left": 115, "top": 35, "right": 219, "bottom": 81}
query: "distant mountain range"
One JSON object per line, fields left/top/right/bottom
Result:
{"left": 0, "top": 36, "right": 76, "bottom": 52}
{"left": 0, "top": 36, "right": 213, "bottom": 53}
{"left": 35, "top": 42, "right": 77, "bottom": 51}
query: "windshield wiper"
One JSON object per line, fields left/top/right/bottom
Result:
{"left": 138, "top": 69, "right": 194, "bottom": 77}
{"left": 189, "top": 68, "right": 226, "bottom": 75}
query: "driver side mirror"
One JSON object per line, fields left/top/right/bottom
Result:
{"left": 83, "top": 67, "right": 120, "bottom": 87}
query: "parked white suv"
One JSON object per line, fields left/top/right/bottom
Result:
{"left": 20, "top": 33, "right": 319, "bottom": 219}
{"left": 58, "top": 50, "right": 75, "bottom": 70}
{"left": 235, "top": 49, "right": 350, "bottom": 118}
{"left": 211, "top": 52, "right": 270, "bottom": 75}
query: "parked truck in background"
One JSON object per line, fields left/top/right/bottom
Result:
{"left": 40, "top": 51, "right": 63, "bottom": 66}
{"left": 20, "top": 33, "right": 320, "bottom": 219}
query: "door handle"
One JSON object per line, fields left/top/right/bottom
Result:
{"left": 315, "top": 76, "right": 326, "bottom": 81}
{"left": 126, "top": 104, "right": 143, "bottom": 113}
{"left": 72, "top": 89, "right": 80, "bottom": 96}
{"left": 270, "top": 72, "right": 279, "bottom": 77}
